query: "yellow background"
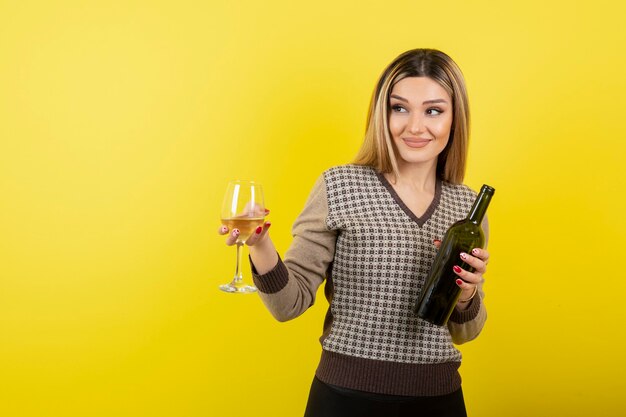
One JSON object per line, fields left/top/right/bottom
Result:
{"left": 1, "top": 0, "right": 625, "bottom": 416}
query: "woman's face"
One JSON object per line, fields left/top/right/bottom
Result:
{"left": 388, "top": 76, "right": 453, "bottom": 168}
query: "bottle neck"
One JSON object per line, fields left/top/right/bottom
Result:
{"left": 467, "top": 185, "right": 495, "bottom": 224}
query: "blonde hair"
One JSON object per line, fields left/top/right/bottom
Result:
{"left": 353, "top": 49, "right": 470, "bottom": 184}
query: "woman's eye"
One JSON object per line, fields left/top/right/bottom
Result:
{"left": 426, "top": 108, "right": 443, "bottom": 115}
{"left": 391, "top": 105, "right": 407, "bottom": 113}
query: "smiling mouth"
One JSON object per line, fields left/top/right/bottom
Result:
{"left": 402, "top": 138, "right": 431, "bottom": 148}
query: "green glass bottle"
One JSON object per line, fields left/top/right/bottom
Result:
{"left": 414, "top": 184, "right": 495, "bottom": 326}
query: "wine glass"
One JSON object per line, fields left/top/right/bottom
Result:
{"left": 219, "top": 180, "right": 265, "bottom": 293}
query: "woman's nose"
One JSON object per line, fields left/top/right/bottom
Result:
{"left": 408, "top": 114, "right": 424, "bottom": 134}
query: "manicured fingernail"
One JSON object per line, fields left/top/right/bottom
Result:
{"left": 232, "top": 229, "right": 240, "bottom": 236}
{"left": 453, "top": 265, "right": 462, "bottom": 273}
{"left": 265, "top": 221, "right": 271, "bottom": 228}
{"left": 264, "top": 208, "right": 270, "bottom": 214}
{"left": 255, "top": 226, "right": 262, "bottom": 234}
{"left": 460, "top": 252, "right": 468, "bottom": 260}
{"left": 472, "top": 248, "right": 479, "bottom": 255}
{"left": 220, "top": 226, "right": 228, "bottom": 233}
{"left": 456, "top": 279, "right": 463, "bottom": 286}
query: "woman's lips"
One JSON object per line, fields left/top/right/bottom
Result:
{"left": 402, "top": 138, "right": 431, "bottom": 148}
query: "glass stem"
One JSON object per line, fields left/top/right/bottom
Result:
{"left": 232, "top": 242, "right": 244, "bottom": 285}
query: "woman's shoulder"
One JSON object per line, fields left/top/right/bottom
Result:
{"left": 323, "top": 164, "right": 377, "bottom": 178}
{"left": 321, "top": 164, "right": 379, "bottom": 195}
{"left": 441, "top": 180, "right": 478, "bottom": 203}
{"left": 442, "top": 180, "right": 477, "bottom": 193}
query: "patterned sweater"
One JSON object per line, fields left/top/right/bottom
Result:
{"left": 251, "top": 165, "right": 487, "bottom": 396}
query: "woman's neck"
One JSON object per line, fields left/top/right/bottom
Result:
{"left": 387, "top": 160, "right": 438, "bottom": 192}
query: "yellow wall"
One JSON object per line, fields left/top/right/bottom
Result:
{"left": 1, "top": 1, "right": 625, "bottom": 416}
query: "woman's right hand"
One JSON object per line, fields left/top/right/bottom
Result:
{"left": 218, "top": 213, "right": 277, "bottom": 276}
{"left": 217, "top": 209, "right": 271, "bottom": 246}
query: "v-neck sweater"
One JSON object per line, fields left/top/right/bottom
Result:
{"left": 251, "top": 164, "right": 487, "bottom": 396}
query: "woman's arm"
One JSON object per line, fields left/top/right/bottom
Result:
{"left": 447, "top": 282, "right": 487, "bottom": 344}
{"left": 248, "top": 175, "right": 337, "bottom": 322}
{"left": 447, "top": 216, "right": 490, "bottom": 344}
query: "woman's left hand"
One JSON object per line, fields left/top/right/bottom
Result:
{"left": 453, "top": 247, "right": 489, "bottom": 308}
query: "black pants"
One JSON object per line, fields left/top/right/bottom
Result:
{"left": 303, "top": 376, "right": 467, "bottom": 417}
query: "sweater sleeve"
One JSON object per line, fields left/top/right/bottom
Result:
{"left": 447, "top": 215, "right": 490, "bottom": 344}
{"left": 447, "top": 283, "right": 487, "bottom": 344}
{"left": 251, "top": 175, "right": 336, "bottom": 322}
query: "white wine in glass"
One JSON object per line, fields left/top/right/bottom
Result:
{"left": 219, "top": 180, "right": 265, "bottom": 293}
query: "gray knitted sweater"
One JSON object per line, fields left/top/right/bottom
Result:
{"left": 252, "top": 165, "right": 487, "bottom": 396}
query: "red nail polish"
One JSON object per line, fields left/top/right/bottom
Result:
{"left": 456, "top": 279, "right": 463, "bottom": 286}
{"left": 264, "top": 208, "right": 270, "bottom": 214}
{"left": 453, "top": 265, "right": 462, "bottom": 273}
{"left": 265, "top": 221, "right": 271, "bottom": 228}
{"left": 255, "top": 226, "right": 262, "bottom": 234}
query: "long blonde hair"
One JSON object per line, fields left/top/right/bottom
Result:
{"left": 353, "top": 49, "right": 470, "bottom": 184}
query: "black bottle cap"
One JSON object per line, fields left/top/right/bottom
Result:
{"left": 481, "top": 184, "right": 495, "bottom": 195}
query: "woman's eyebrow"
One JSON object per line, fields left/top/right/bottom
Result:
{"left": 390, "top": 95, "right": 449, "bottom": 105}
{"left": 422, "top": 99, "right": 448, "bottom": 105}
{"left": 390, "top": 94, "right": 408, "bottom": 102}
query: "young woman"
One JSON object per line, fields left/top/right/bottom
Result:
{"left": 220, "top": 48, "right": 490, "bottom": 417}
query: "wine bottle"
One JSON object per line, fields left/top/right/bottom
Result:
{"left": 414, "top": 184, "right": 495, "bottom": 326}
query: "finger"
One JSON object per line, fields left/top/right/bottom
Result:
{"left": 247, "top": 221, "right": 271, "bottom": 246}
{"left": 433, "top": 239, "right": 442, "bottom": 249}
{"left": 251, "top": 204, "right": 268, "bottom": 217}
{"left": 218, "top": 225, "right": 229, "bottom": 235}
{"left": 459, "top": 251, "right": 487, "bottom": 274}
{"left": 470, "top": 247, "right": 490, "bottom": 264}
{"left": 236, "top": 204, "right": 269, "bottom": 218}
{"left": 244, "top": 225, "right": 264, "bottom": 246}
{"left": 452, "top": 265, "right": 482, "bottom": 285}
{"left": 455, "top": 278, "right": 477, "bottom": 296}
{"left": 252, "top": 204, "right": 267, "bottom": 217}
{"left": 225, "top": 228, "right": 240, "bottom": 246}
